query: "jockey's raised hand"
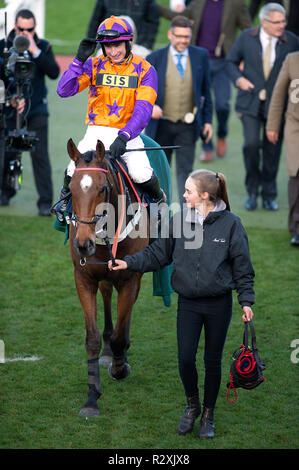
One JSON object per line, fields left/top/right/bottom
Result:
{"left": 75, "top": 38, "right": 97, "bottom": 63}
{"left": 109, "top": 134, "right": 129, "bottom": 159}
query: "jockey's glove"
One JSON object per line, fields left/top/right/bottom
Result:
{"left": 109, "top": 134, "right": 129, "bottom": 159}
{"left": 75, "top": 38, "right": 97, "bottom": 63}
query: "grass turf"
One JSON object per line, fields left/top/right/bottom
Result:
{"left": 0, "top": 0, "right": 298, "bottom": 451}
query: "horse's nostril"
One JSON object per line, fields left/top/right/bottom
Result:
{"left": 85, "top": 238, "right": 95, "bottom": 251}
{"left": 75, "top": 237, "right": 96, "bottom": 256}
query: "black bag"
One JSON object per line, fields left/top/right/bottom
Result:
{"left": 226, "top": 320, "right": 265, "bottom": 402}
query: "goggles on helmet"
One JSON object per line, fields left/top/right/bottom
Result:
{"left": 96, "top": 16, "right": 133, "bottom": 43}
{"left": 96, "top": 29, "right": 133, "bottom": 43}
{"left": 97, "top": 29, "right": 121, "bottom": 41}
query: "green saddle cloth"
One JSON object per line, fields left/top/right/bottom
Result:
{"left": 54, "top": 135, "right": 174, "bottom": 307}
{"left": 140, "top": 134, "right": 174, "bottom": 307}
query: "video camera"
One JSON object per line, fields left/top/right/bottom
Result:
{"left": 0, "top": 13, "right": 39, "bottom": 195}
{"left": 4, "top": 34, "right": 38, "bottom": 152}
{"left": 6, "top": 34, "right": 35, "bottom": 83}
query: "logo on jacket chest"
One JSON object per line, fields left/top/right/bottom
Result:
{"left": 96, "top": 73, "right": 138, "bottom": 88}
{"left": 213, "top": 237, "right": 226, "bottom": 243}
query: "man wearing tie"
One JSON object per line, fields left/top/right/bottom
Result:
{"left": 227, "top": 3, "right": 299, "bottom": 211}
{"left": 145, "top": 15, "right": 213, "bottom": 206}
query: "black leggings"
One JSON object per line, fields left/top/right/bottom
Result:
{"left": 177, "top": 293, "right": 232, "bottom": 408}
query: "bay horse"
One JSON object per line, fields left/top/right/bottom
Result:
{"left": 66, "top": 138, "right": 150, "bottom": 417}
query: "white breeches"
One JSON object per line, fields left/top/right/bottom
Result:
{"left": 67, "top": 126, "right": 153, "bottom": 183}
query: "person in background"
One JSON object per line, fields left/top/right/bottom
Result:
{"left": 0, "top": 9, "right": 60, "bottom": 215}
{"left": 170, "top": 0, "right": 192, "bottom": 12}
{"left": 109, "top": 169, "right": 255, "bottom": 440}
{"left": 285, "top": 0, "right": 299, "bottom": 39}
{"left": 119, "top": 16, "right": 151, "bottom": 58}
{"left": 266, "top": 51, "right": 299, "bottom": 246}
{"left": 249, "top": 0, "right": 284, "bottom": 20}
{"left": 227, "top": 2, "right": 299, "bottom": 212}
{"left": 250, "top": 1, "right": 299, "bottom": 39}
{"left": 158, "top": 0, "right": 251, "bottom": 162}
{"left": 145, "top": 16, "right": 213, "bottom": 207}
{"left": 86, "top": 0, "right": 159, "bottom": 53}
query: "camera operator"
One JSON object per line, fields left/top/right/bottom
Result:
{"left": 0, "top": 9, "right": 60, "bottom": 215}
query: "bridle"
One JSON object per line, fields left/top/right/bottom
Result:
{"left": 71, "top": 165, "right": 123, "bottom": 268}
{"left": 71, "top": 167, "right": 111, "bottom": 226}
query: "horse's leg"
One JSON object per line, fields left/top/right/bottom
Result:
{"left": 74, "top": 270, "right": 102, "bottom": 418}
{"left": 98, "top": 280, "right": 113, "bottom": 366}
{"left": 108, "top": 275, "right": 141, "bottom": 380}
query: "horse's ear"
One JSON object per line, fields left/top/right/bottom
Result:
{"left": 96, "top": 139, "right": 105, "bottom": 163}
{"left": 67, "top": 138, "right": 80, "bottom": 163}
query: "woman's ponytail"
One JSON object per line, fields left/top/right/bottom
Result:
{"left": 217, "top": 173, "right": 230, "bottom": 211}
{"left": 190, "top": 169, "right": 231, "bottom": 211}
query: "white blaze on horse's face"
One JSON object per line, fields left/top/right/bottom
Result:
{"left": 80, "top": 174, "right": 93, "bottom": 193}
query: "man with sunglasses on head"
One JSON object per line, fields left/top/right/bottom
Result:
{"left": 0, "top": 9, "right": 60, "bottom": 215}
{"left": 56, "top": 16, "right": 165, "bottom": 223}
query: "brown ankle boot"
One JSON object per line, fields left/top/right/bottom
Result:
{"left": 198, "top": 407, "right": 214, "bottom": 439}
{"left": 177, "top": 395, "right": 201, "bottom": 435}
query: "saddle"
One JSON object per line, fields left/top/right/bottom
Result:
{"left": 53, "top": 156, "right": 163, "bottom": 244}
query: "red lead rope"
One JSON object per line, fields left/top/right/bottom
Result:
{"left": 226, "top": 345, "right": 257, "bottom": 403}
{"left": 227, "top": 373, "right": 238, "bottom": 403}
{"left": 236, "top": 346, "right": 256, "bottom": 375}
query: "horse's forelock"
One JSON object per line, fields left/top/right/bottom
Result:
{"left": 83, "top": 150, "right": 95, "bottom": 163}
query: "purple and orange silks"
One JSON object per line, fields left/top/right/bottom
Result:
{"left": 57, "top": 53, "right": 158, "bottom": 140}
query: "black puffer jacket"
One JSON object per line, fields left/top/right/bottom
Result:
{"left": 124, "top": 205, "right": 255, "bottom": 306}
{"left": 87, "top": 0, "right": 159, "bottom": 50}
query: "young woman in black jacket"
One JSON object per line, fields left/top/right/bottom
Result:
{"left": 109, "top": 169, "right": 255, "bottom": 440}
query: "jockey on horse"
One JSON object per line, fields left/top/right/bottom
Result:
{"left": 55, "top": 15, "right": 165, "bottom": 223}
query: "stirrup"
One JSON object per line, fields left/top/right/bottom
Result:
{"left": 52, "top": 190, "right": 71, "bottom": 223}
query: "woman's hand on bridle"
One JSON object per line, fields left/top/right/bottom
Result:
{"left": 108, "top": 259, "right": 128, "bottom": 271}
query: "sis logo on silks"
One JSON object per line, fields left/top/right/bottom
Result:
{"left": 96, "top": 73, "right": 138, "bottom": 88}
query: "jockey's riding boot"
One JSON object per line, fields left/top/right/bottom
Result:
{"left": 54, "top": 171, "right": 71, "bottom": 223}
{"left": 177, "top": 394, "right": 201, "bottom": 435}
{"left": 138, "top": 172, "right": 167, "bottom": 205}
{"left": 198, "top": 407, "right": 215, "bottom": 439}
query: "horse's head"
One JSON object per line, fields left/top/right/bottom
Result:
{"left": 68, "top": 138, "right": 109, "bottom": 259}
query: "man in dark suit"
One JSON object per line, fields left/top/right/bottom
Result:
{"left": 227, "top": 2, "right": 299, "bottom": 211}
{"left": 145, "top": 15, "right": 213, "bottom": 206}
